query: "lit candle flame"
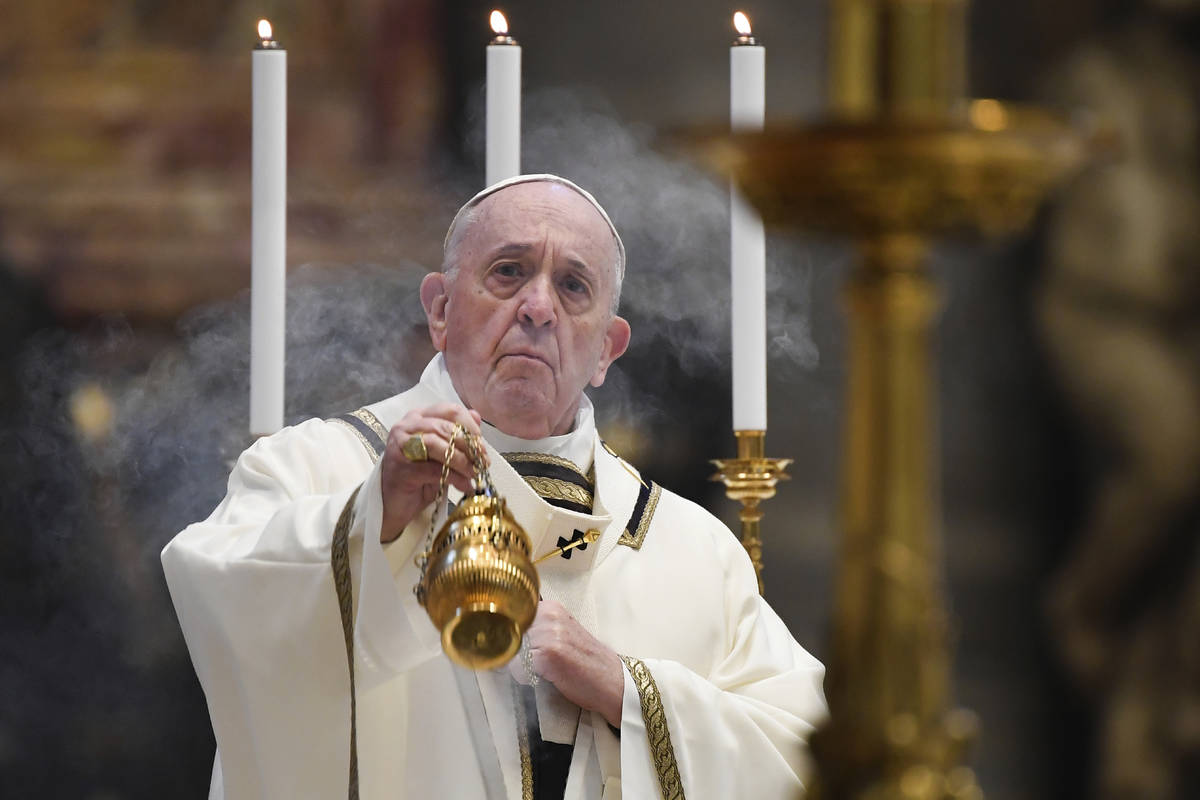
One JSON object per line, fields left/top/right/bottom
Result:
{"left": 257, "top": 19, "right": 273, "bottom": 40}
{"left": 490, "top": 10, "right": 509, "bottom": 35}
{"left": 733, "top": 11, "right": 752, "bottom": 36}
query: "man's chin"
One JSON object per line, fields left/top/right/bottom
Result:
{"left": 482, "top": 381, "right": 563, "bottom": 438}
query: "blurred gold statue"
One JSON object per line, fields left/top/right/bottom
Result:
{"left": 1039, "top": 3, "right": 1200, "bottom": 797}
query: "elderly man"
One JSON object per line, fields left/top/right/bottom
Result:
{"left": 162, "top": 174, "right": 826, "bottom": 800}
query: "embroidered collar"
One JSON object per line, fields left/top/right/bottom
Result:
{"left": 503, "top": 452, "right": 595, "bottom": 516}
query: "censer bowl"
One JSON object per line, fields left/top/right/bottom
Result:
{"left": 420, "top": 492, "right": 539, "bottom": 670}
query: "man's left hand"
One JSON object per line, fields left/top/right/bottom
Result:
{"left": 513, "top": 600, "right": 624, "bottom": 730}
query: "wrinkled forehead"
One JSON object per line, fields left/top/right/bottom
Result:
{"left": 473, "top": 183, "right": 612, "bottom": 253}
{"left": 444, "top": 174, "right": 626, "bottom": 278}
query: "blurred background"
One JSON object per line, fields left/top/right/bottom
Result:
{"left": 2, "top": 0, "right": 1198, "bottom": 797}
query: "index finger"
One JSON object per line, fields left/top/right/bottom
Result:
{"left": 422, "top": 403, "right": 483, "bottom": 438}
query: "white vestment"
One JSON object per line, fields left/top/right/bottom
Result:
{"left": 162, "top": 356, "right": 827, "bottom": 800}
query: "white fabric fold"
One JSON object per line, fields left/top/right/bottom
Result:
{"left": 353, "top": 455, "right": 443, "bottom": 688}
{"left": 535, "top": 681, "right": 581, "bottom": 746}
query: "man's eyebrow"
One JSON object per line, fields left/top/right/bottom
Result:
{"left": 487, "top": 244, "right": 597, "bottom": 277}
{"left": 488, "top": 243, "right": 534, "bottom": 259}
{"left": 565, "top": 257, "right": 596, "bottom": 277}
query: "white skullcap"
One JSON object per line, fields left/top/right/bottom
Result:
{"left": 443, "top": 173, "right": 626, "bottom": 283}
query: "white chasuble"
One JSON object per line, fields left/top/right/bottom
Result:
{"left": 163, "top": 357, "right": 827, "bottom": 800}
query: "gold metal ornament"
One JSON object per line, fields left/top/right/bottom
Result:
{"left": 414, "top": 426, "right": 539, "bottom": 670}
{"left": 711, "top": 430, "right": 791, "bottom": 594}
{"left": 402, "top": 433, "right": 429, "bottom": 462}
{"left": 533, "top": 529, "right": 600, "bottom": 565}
{"left": 681, "top": 1, "right": 1101, "bottom": 797}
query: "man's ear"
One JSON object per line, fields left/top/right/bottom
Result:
{"left": 420, "top": 272, "right": 450, "bottom": 351}
{"left": 590, "top": 316, "right": 632, "bottom": 388}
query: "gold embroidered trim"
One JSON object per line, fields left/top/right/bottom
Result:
{"left": 523, "top": 475, "right": 594, "bottom": 509}
{"left": 330, "top": 418, "right": 379, "bottom": 462}
{"left": 332, "top": 487, "right": 362, "bottom": 800}
{"left": 511, "top": 681, "right": 534, "bottom": 800}
{"left": 618, "top": 483, "right": 662, "bottom": 550}
{"left": 349, "top": 407, "right": 390, "bottom": 444}
{"left": 620, "top": 655, "right": 684, "bottom": 800}
{"left": 503, "top": 451, "right": 590, "bottom": 481}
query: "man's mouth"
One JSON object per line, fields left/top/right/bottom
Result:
{"left": 500, "top": 351, "right": 551, "bottom": 368}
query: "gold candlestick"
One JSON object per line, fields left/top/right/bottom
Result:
{"left": 710, "top": 430, "right": 792, "bottom": 594}
{"left": 682, "top": 1, "right": 1100, "bottom": 796}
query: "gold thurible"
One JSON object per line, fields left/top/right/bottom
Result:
{"left": 415, "top": 427, "right": 539, "bottom": 670}
{"left": 711, "top": 430, "right": 792, "bottom": 594}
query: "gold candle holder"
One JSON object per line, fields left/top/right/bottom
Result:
{"left": 711, "top": 430, "right": 792, "bottom": 594}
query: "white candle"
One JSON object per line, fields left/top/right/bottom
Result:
{"left": 486, "top": 10, "right": 521, "bottom": 185}
{"left": 730, "top": 12, "right": 766, "bottom": 431}
{"left": 251, "top": 19, "right": 286, "bottom": 436}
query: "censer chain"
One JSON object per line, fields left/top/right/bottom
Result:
{"left": 413, "top": 424, "right": 493, "bottom": 603}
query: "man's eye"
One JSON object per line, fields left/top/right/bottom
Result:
{"left": 562, "top": 276, "right": 588, "bottom": 295}
{"left": 494, "top": 262, "right": 521, "bottom": 278}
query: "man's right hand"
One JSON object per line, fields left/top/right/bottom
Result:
{"left": 379, "top": 404, "right": 486, "bottom": 543}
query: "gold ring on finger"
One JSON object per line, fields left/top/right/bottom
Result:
{"left": 402, "top": 433, "right": 429, "bottom": 463}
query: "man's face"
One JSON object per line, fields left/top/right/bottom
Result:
{"left": 421, "top": 182, "right": 631, "bottom": 439}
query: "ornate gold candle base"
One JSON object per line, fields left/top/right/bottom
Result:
{"left": 710, "top": 430, "right": 792, "bottom": 594}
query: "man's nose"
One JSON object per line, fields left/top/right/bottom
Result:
{"left": 518, "top": 276, "right": 557, "bottom": 327}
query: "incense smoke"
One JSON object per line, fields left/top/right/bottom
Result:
{"left": 510, "top": 89, "right": 820, "bottom": 426}
{"left": 0, "top": 90, "right": 824, "bottom": 794}
{"left": 5, "top": 89, "right": 826, "bottom": 644}
{"left": 4, "top": 88, "right": 825, "bottom": 645}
